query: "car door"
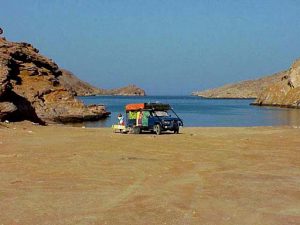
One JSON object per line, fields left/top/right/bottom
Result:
{"left": 147, "top": 111, "right": 156, "bottom": 128}
{"left": 142, "top": 110, "right": 150, "bottom": 127}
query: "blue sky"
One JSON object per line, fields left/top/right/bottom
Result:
{"left": 1, "top": 0, "right": 300, "bottom": 95}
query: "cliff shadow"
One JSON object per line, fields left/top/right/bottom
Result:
{"left": 2, "top": 91, "right": 45, "bottom": 125}
{"left": 8, "top": 59, "right": 22, "bottom": 85}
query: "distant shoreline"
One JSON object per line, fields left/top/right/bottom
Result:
{"left": 79, "top": 95, "right": 256, "bottom": 99}
{"left": 195, "top": 96, "right": 257, "bottom": 100}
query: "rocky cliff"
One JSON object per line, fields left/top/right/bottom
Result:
{"left": 253, "top": 59, "right": 300, "bottom": 108}
{"left": 193, "top": 71, "right": 286, "bottom": 99}
{"left": 0, "top": 37, "right": 110, "bottom": 123}
{"left": 59, "top": 70, "right": 146, "bottom": 96}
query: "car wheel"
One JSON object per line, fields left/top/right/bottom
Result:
{"left": 128, "top": 127, "right": 133, "bottom": 134}
{"left": 174, "top": 128, "right": 179, "bottom": 134}
{"left": 154, "top": 124, "right": 161, "bottom": 135}
{"left": 133, "top": 126, "right": 141, "bottom": 134}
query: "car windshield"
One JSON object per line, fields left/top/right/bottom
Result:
{"left": 153, "top": 111, "right": 169, "bottom": 117}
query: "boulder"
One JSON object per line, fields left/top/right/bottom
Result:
{"left": 0, "top": 102, "right": 17, "bottom": 120}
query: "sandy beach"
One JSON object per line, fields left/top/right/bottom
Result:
{"left": 0, "top": 122, "right": 300, "bottom": 225}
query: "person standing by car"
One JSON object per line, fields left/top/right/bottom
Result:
{"left": 136, "top": 109, "right": 143, "bottom": 126}
{"left": 117, "top": 113, "right": 124, "bottom": 125}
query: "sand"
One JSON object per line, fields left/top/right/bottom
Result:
{"left": 0, "top": 122, "right": 300, "bottom": 225}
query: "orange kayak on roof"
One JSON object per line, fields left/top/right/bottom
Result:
{"left": 125, "top": 103, "right": 145, "bottom": 111}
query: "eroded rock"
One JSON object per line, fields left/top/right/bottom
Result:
{"left": 0, "top": 102, "right": 17, "bottom": 120}
{"left": 253, "top": 59, "right": 300, "bottom": 108}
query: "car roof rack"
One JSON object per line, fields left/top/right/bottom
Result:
{"left": 125, "top": 103, "right": 170, "bottom": 111}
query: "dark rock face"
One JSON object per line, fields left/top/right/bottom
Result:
{"left": 253, "top": 59, "right": 300, "bottom": 108}
{"left": 0, "top": 37, "right": 110, "bottom": 123}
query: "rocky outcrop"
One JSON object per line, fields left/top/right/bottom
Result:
{"left": 0, "top": 37, "right": 110, "bottom": 123}
{"left": 253, "top": 59, "right": 300, "bottom": 108}
{"left": 193, "top": 71, "right": 286, "bottom": 99}
{"left": 0, "top": 102, "right": 17, "bottom": 120}
{"left": 59, "top": 70, "right": 146, "bottom": 96}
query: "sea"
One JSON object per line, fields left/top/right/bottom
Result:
{"left": 78, "top": 95, "right": 300, "bottom": 127}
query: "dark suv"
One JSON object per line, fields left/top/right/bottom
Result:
{"left": 125, "top": 103, "right": 183, "bottom": 135}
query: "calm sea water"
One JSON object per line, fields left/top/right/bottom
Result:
{"left": 78, "top": 95, "right": 300, "bottom": 127}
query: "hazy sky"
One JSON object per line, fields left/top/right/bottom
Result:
{"left": 1, "top": 0, "right": 300, "bottom": 95}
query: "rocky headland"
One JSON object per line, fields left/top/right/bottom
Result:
{"left": 59, "top": 70, "right": 146, "bottom": 96}
{"left": 253, "top": 59, "right": 300, "bottom": 108}
{"left": 193, "top": 57, "right": 300, "bottom": 109}
{"left": 192, "top": 71, "right": 286, "bottom": 99}
{"left": 0, "top": 37, "right": 110, "bottom": 123}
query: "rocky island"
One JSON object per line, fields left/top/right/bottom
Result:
{"left": 0, "top": 37, "right": 146, "bottom": 123}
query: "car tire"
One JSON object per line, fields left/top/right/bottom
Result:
{"left": 154, "top": 124, "right": 161, "bottom": 135}
{"left": 133, "top": 126, "right": 141, "bottom": 134}
{"left": 128, "top": 127, "right": 133, "bottom": 134}
{"left": 174, "top": 128, "right": 179, "bottom": 134}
